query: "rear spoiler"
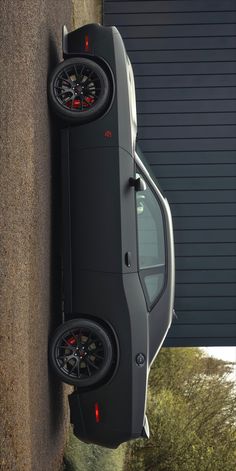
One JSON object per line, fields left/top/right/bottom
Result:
{"left": 62, "top": 24, "right": 69, "bottom": 56}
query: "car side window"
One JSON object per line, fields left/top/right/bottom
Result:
{"left": 136, "top": 173, "right": 166, "bottom": 307}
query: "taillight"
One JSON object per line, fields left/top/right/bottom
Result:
{"left": 94, "top": 402, "right": 100, "bottom": 423}
{"left": 85, "top": 34, "right": 89, "bottom": 52}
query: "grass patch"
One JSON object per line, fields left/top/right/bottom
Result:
{"left": 63, "top": 427, "right": 127, "bottom": 471}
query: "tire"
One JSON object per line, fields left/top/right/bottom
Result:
{"left": 48, "top": 57, "right": 110, "bottom": 123}
{"left": 49, "top": 319, "right": 114, "bottom": 387}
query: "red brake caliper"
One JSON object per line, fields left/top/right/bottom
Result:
{"left": 66, "top": 97, "right": 95, "bottom": 109}
{"left": 84, "top": 96, "right": 95, "bottom": 107}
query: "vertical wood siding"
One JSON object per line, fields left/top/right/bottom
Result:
{"left": 104, "top": 0, "right": 236, "bottom": 346}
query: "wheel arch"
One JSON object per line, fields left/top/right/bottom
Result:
{"left": 62, "top": 53, "right": 116, "bottom": 119}
{"left": 49, "top": 315, "right": 120, "bottom": 390}
{"left": 69, "top": 312, "right": 120, "bottom": 384}
{"left": 48, "top": 55, "right": 115, "bottom": 123}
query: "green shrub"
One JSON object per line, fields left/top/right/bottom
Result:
{"left": 64, "top": 427, "right": 126, "bottom": 471}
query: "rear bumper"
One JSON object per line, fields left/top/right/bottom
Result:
{"left": 69, "top": 391, "right": 132, "bottom": 448}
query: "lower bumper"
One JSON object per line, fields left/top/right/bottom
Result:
{"left": 69, "top": 390, "right": 132, "bottom": 448}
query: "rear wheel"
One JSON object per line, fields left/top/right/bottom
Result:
{"left": 49, "top": 319, "right": 114, "bottom": 387}
{"left": 48, "top": 57, "right": 110, "bottom": 123}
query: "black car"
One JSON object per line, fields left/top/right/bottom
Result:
{"left": 48, "top": 23, "right": 175, "bottom": 449}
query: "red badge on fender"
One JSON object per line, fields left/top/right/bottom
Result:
{"left": 104, "top": 130, "right": 112, "bottom": 138}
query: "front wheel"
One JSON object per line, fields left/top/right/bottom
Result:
{"left": 49, "top": 319, "right": 114, "bottom": 387}
{"left": 48, "top": 57, "right": 111, "bottom": 123}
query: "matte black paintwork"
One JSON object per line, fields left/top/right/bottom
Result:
{"left": 68, "top": 271, "right": 148, "bottom": 447}
{"left": 59, "top": 23, "right": 175, "bottom": 448}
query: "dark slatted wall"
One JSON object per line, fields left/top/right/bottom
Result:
{"left": 103, "top": 0, "right": 236, "bottom": 346}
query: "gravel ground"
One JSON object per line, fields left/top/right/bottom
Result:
{"left": 0, "top": 1, "right": 102, "bottom": 470}
{"left": 72, "top": 0, "right": 102, "bottom": 28}
{"left": 0, "top": 2, "right": 72, "bottom": 470}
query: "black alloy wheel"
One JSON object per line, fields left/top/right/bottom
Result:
{"left": 49, "top": 319, "right": 114, "bottom": 387}
{"left": 48, "top": 57, "right": 110, "bottom": 123}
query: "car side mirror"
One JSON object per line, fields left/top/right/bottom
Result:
{"left": 129, "top": 176, "right": 146, "bottom": 192}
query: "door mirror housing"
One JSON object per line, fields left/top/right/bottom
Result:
{"left": 129, "top": 176, "right": 146, "bottom": 192}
